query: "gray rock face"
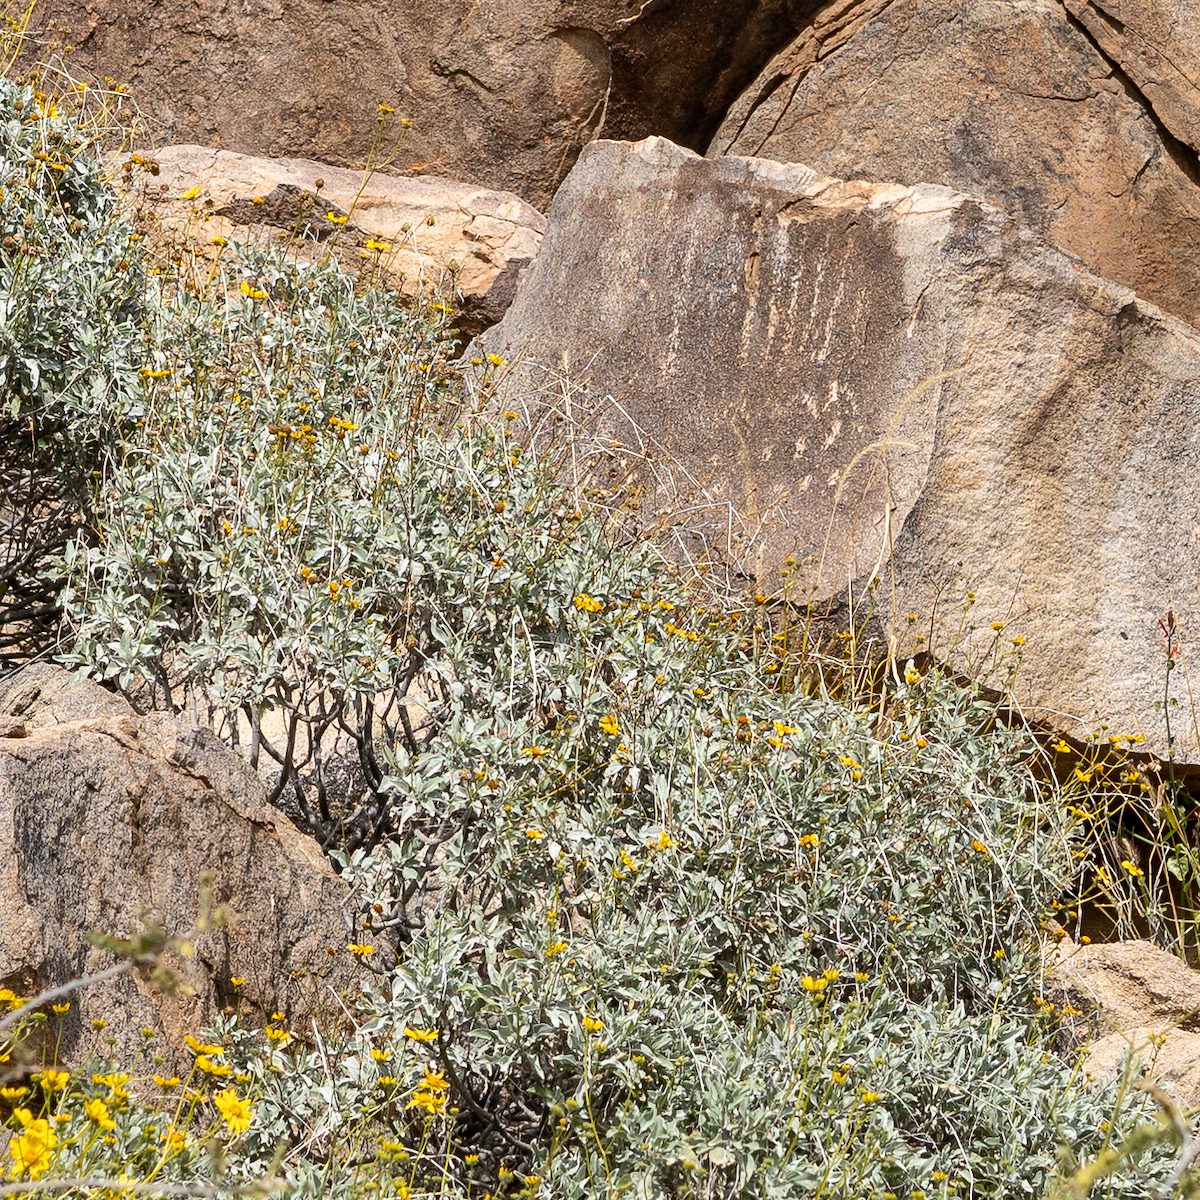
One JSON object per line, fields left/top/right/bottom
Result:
{"left": 0, "top": 666, "right": 356, "bottom": 1068}
{"left": 712, "top": 0, "right": 1200, "bottom": 329}
{"left": 478, "top": 136, "right": 1200, "bottom": 757}
{"left": 26, "top": 0, "right": 800, "bottom": 209}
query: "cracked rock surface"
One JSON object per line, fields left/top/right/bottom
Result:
{"left": 0, "top": 664, "right": 356, "bottom": 1070}
{"left": 712, "top": 0, "right": 1200, "bottom": 328}
{"left": 480, "top": 136, "right": 1200, "bottom": 756}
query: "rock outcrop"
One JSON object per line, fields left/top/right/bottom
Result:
{"left": 712, "top": 0, "right": 1200, "bottom": 329}
{"left": 1062, "top": 0, "right": 1200, "bottom": 155}
{"left": 1050, "top": 939, "right": 1200, "bottom": 1106}
{"left": 478, "top": 136, "right": 1200, "bottom": 758}
{"left": 28, "top": 0, "right": 800, "bottom": 208}
{"left": 0, "top": 665, "right": 357, "bottom": 1069}
{"left": 122, "top": 145, "right": 546, "bottom": 329}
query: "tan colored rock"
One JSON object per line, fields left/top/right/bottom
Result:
{"left": 0, "top": 665, "right": 356, "bottom": 1070}
{"left": 120, "top": 145, "right": 546, "bottom": 330}
{"left": 1050, "top": 939, "right": 1200, "bottom": 1105}
{"left": 712, "top": 0, "right": 1200, "bottom": 329}
{"left": 28, "top": 0, "right": 799, "bottom": 208}
{"left": 478, "top": 136, "right": 1200, "bottom": 758}
{"left": 1062, "top": 0, "right": 1200, "bottom": 155}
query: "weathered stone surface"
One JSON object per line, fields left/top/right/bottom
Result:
{"left": 28, "top": 0, "right": 799, "bottom": 208}
{"left": 478, "top": 136, "right": 1200, "bottom": 757}
{"left": 1050, "top": 939, "right": 1200, "bottom": 1105}
{"left": 1062, "top": 0, "right": 1200, "bottom": 155}
{"left": 0, "top": 665, "right": 356, "bottom": 1068}
{"left": 121, "top": 145, "right": 546, "bottom": 329}
{"left": 712, "top": 0, "right": 1200, "bottom": 329}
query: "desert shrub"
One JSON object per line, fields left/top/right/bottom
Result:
{"left": 1, "top": 54, "right": 1189, "bottom": 1200}
{"left": 0, "top": 69, "right": 145, "bottom": 663}
{"left": 53, "top": 246, "right": 467, "bottom": 845}
{"left": 43, "top": 236, "right": 1183, "bottom": 1191}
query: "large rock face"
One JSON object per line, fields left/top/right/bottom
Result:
{"left": 28, "top": 0, "right": 799, "bottom": 208}
{"left": 122, "top": 145, "right": 546, "bottom": 330}
{"left": 0, "top": 665, "right": 357, "bottom": 1068}
{"left": 712, "top": 0, "right": 1200, "bottom": 329}
{"left": 478, "top": 136, "right": 1200, "bottom": 757}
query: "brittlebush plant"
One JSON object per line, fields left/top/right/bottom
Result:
{"left": 2, "top": 43, "right": 1196, "bottom": 1200}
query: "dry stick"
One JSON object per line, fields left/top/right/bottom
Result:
{"left": 0, "top": 962, "right": 131, "bottom": 1038}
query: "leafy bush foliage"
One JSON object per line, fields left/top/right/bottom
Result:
{"left": 1, "top": 55, "right": 1190, "bottom": 1200}
{"left": 0, "top": 71, "right": 143, "bottom": 662}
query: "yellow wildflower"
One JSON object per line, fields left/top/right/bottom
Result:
{"left": 422, "top": 1067, "right": 449, "bottom": 1092}
{"left": 84, "top": 1098, "right": 116, "bottom": 1132}
{"left": 599, "top": 714, "right": 620, "bottom": 737}
{"left": 7, "top": 1109, "right": 56, "bottom": 1178}
{"left": 407, "top": 1087, "right": 446, "bottom": 1115}
{"left": 184, "top": 1035, "right": 224, "bottom": 1056}
{"left": 404, "top": 1026, "right": 438, "bottom": 1043}
{"left": 34, "top": 1069, "right": 69, "bottom": 1093}
{"left": 347, "top": 942, "right": 376, "bottom": 958}
{"left": 162, "top": 1127, "right": 188, "bottom": 1152}
{"left": 213, "top": 1088, "right": 253, "bottom": 1136}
